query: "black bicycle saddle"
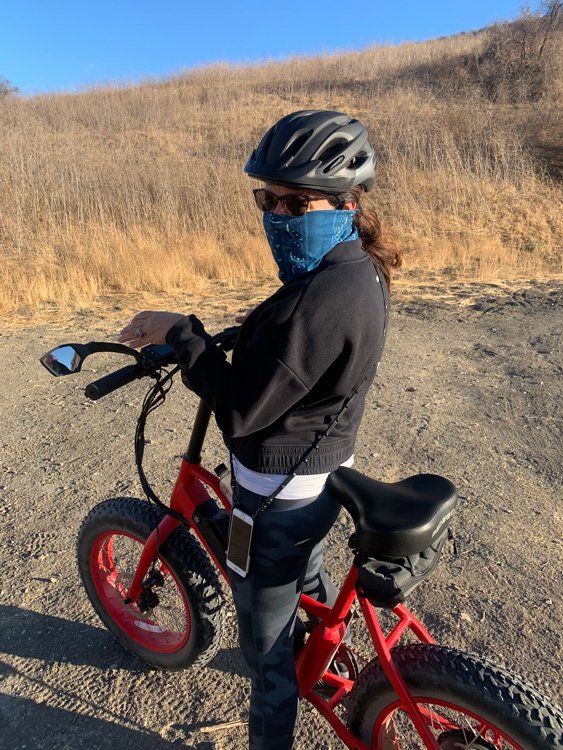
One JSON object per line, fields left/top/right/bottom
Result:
{"left": 326, "top": 467, "right": 458, "bottom": 557}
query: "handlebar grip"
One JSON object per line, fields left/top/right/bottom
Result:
{"left": 85, "top": 363, "right": 143, "bottom": 400}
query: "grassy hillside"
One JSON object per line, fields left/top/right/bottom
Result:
{"left": 1, "top": 7, "right": 562, "bottom": 316}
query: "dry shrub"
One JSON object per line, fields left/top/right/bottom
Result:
{"left": 477, "top": 1, "right": 563, "bottom": 103}
{"left": 381, "top": 3, "right": 563, "bottom": 104}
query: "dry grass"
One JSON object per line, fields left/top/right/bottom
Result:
{"left": 1, "top": 16, "right": 562, "bottom": 319}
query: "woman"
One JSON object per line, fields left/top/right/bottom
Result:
{"left": 118, "top": 110, "right": 401, "bottom": 749}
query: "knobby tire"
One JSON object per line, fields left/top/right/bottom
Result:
{"left": 77, "top": 497, "right": 224, "bottom": 670}
{"left": 346, "top": 644, "right": 563, "bottom": 749}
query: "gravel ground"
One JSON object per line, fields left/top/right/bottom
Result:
{"left": 1, "top": 280, "right": 562, "bottom": 749}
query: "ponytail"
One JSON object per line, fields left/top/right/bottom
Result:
{"left": 338, "top": 187, "right": 403, "bottom": 291}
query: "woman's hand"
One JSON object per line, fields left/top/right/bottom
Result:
{"left": 117, "top": 311, "right": 185, "bottom": 348}
{"left": 235, "top": 307, "right": 255, "bottom": 324}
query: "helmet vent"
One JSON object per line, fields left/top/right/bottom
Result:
{"left": 324, "top": 154, "right": 346, "bottom": 174}
{"left": 318, "top": 138, "right": 347, "bottom": 163}
{"left": 283, "top": 130, "right": 313, "bottom": 161}
{"left": 259, "top": 127, "right": 276, "bottom": 162}
{"left": 350, "top": 152, "right": 368, "bottom": 168}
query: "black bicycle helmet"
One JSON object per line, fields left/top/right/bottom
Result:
{"left": 244, "top": 110, "right": 376, "bottom": 194}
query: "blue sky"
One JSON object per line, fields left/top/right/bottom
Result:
{"left": 1, "top": 1, "right": 543, "bottom": 95}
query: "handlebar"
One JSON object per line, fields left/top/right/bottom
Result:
{"left": 83, "top": 326, "right": 240, "bottom": 401}
{"left": 85, "top": 363, "right": 145, "bottom": 401}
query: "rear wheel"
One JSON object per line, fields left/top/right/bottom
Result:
{"left": 346, "top": 644, "right": 563, "bottom": 749}
{"left": 77, "top": 497, "right": 224, "bottom": 669}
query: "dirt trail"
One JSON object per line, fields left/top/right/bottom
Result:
{"left": 1, "top": 281, "right": 562, "bottom": 749}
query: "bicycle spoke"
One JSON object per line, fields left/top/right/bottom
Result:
{"left": 91, "top": 531, "right": 190, "bottom": 651}
{"left": 377, "top": 701, "right": 523, "bottom": 749}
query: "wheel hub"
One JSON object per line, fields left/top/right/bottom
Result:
{"left": 137, "top": 568, "right": 165, "bottom": 612}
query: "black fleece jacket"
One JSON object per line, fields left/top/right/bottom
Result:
{"left": 165, "top": 238, "right": 389, "bottom": 474}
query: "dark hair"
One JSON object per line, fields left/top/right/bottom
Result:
{"left": 337, "top": 187, "right": 402, "bottom": 291}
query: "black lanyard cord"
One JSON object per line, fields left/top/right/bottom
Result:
{"left": 230, "top": 364, "right": 375, "bottom": 522}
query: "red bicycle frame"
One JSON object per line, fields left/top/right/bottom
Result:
{"left": 125, "top": 399, "right": 443, "bottom": 750}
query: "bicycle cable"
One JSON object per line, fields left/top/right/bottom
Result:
{"left": 132, "top": 327, "right": 239, "bottom": 580}
{"left": 134, "top": 364, "right": 189, "bottom": 522}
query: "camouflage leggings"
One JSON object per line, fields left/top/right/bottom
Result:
{"left": 229, "top": 482, "right": 342, "bottom": 750}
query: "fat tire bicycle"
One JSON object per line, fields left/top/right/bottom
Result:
{"left": 41, "top": 330, "right": 563, "bottom": 750}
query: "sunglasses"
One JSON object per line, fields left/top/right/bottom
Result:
{"left": 252, "top": 188, "right": 338, "bottom": 216}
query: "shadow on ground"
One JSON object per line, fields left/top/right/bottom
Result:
{"left": 0, "top": 605, "right": 142, "bottom": 670}
{"left": 0, "top": 604, "right": 249, "bottom": 679}
{"left": 0, "top": 694, "right": 196, "bottom": 749}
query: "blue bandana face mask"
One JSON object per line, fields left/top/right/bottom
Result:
{"left": 263, "top": 210, "right": 359, "bottom": 284}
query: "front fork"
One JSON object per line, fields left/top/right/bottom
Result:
{"left": 125, "top": 459, "right": 231, "bottom": 603}
{"left": 126, "top": 514, "right": 181, "bottom": 603}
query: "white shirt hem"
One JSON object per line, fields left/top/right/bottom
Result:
{"left": 232, "top": 455, "right": 354, "bottom": 500}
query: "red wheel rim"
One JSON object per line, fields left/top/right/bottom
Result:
{"left": 373, "top": 697, "right": 526, "bottom": 749}
{"left": 90, "top": 530, "right": 191, "bottom": 654}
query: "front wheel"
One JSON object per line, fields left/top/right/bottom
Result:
{"left": 77, "top": 497, "right": 224, "bottom": 670}
{"left": 346, "top": 644, "right": 563, "bottom": 749}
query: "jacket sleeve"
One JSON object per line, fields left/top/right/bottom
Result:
{"left": 165, "top": 314, "right": 309, "bottom": 438}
